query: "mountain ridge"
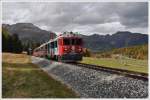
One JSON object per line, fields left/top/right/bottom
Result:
{"left": 2, "top": 23, "right": 148, "bottom": 52}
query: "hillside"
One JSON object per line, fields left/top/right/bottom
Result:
{"left": 2, "top": 23, "right": 148, "bottom": 52}
{"left": 94, "top": 44, "right": 148, "bottom": 60}
{"left": 81, "top": 31, "right": 148, "bottom": 52}
{"left": 2, "top": 23, "right": 56, "bottom": 44}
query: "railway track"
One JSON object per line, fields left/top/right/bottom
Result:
{"left": 32, "top": 57, "right": 148, "bottom": 98}
{"left": 68, "top": 62, "right": 148, "bottom": 81}
{"left": 37, "top": 57, "right": 148, "bottom": 81}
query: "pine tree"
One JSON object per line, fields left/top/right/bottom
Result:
{"left": 2, "top": 27, "right": 10, "bottom": 52}
{"left": 11, "top": 34, "right": 23, "bottom": 53}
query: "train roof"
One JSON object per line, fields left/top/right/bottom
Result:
{"left": 34, "top": 32, "right": 81, "bottom": 50}
{"left": 46, "top": 33, "right": 81, "bottom": 43}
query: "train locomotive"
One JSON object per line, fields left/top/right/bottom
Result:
{"left": 33, "top": 32, "right": 83, "bottom": 62}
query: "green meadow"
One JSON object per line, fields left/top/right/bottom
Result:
{"left": 81, "top": 57, "right": 148, "bottom": 74}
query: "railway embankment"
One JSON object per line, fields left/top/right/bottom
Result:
{"left": 31, "top": 56, "right": 148, "bottom": 98}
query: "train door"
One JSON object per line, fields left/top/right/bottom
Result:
{"left": 58, "top": 38, "right": 63, "bottom": 55}
{"left": 54, "top": 40, "right": 58, "bottom": 55}
{"left": 50, "top": 42, "right": 55, "bottom": 59}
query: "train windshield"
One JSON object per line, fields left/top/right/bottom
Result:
{"left": 63, "top": 38, "right": 70, "bottom": 45}
{"left": 76, "top": 38, "right": 82, "bottom": 45}
{"left": 63, "top": 38, "right": 82, "bottom": 45}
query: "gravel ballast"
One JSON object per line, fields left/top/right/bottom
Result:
{"left": 31, "top": 57, "right": 148, "bottom": 98}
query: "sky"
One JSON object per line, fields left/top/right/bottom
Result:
{"left": 2, "top": 2, "right": 148, "bottom": 35}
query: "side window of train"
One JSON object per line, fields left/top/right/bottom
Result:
{"left": 51, "top": 42, "right": 54, "bottom": 48}
{"left": 55, "top": 41, "right": 57, "bottom": 48}
{"left": 48, "top": 44, "right": 50, "bottom": 53}
{"left": 46, "top": 45, "right": 48, "bottom": 50}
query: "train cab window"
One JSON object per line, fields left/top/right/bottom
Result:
{"left": 72, "top": 39, "right": 75, "bottom": 45}
{"left": 63, "top": 38, "right": 70, "bottom": 45}
{"left": 71, "top": 38, "right": 82, "bottom": 45}
{"left": 76, "top": 39, "right": 82, "bottom": 45}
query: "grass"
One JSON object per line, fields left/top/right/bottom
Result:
{"left": 80, "top": 57, "right": 148, "bottom": 74}
{"left": 2, "top": 53, "right": 78, "bottom": 98}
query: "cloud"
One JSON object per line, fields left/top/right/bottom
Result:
{"left": 2, "top": 2, "right": 148, "bottom": 35}
{"left": 116, "top": 2, "right": 148, "bottom": 28}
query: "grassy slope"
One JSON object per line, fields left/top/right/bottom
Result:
{"left": 2, "top": 53, "right": 78, "bottom": 98}
{"left": 80, "top": 57, "right": 148, "bottom": 74}
{"left": 95, "top": 44, "right": 148, "bottom": 60}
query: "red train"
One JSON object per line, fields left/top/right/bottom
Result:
{"left": 33, "top": 32, "right": 83, "bottom": 62}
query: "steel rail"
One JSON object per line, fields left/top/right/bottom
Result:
{"left": 68, "top": 62, "right": 148, "bottom": 81}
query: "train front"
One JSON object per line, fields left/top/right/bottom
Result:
{"left": 58, "top": 32, "right": 83, "bottom": 62}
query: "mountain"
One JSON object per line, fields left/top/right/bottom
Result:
{"left": 2, "top": 23, "right": 148, "bottom": 52}
{"left": 80, "top": 31, "right": 148, "bottom": 52}
{"left": 2, "top": 23, "right": 56, "bottom": 44}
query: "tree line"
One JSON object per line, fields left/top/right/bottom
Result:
{"left": 112, "top": 44, "right": 148, "bottom": 60}
{"left": 2, "top": 27, "right": 43, "bottom": 54}
{"left": 22, "top": 41, "right": 41, "bottom": 55}
{"left": 2, "top": 28, "right": 23, "bottom": 53}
